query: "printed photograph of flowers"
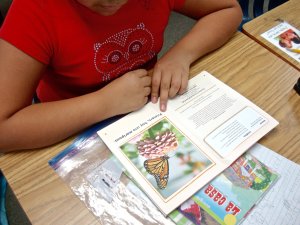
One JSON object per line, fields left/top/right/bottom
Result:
{"left": 120, "top": 118, "right": 213, "bottom": 199}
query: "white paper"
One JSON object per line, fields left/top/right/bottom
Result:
{"left": 205, "top": 107, "right": 267, "bottom": 157}
{"left": 261, "top": 22, "right": 300, "bottom": 62}
{"left": 244, "top": 144, "right": 300, "bottom": 225}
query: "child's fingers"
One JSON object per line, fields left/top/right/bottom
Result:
{"left": 159, "top": 72, "right": 172, "bottom": 112}
{"left": 144, "top": 86, "right": 151, "bottom": 96}
{"left": 179, "top": 73, "right": 189, "bottom": 95}
{"left": 134, "top": 69, "right": 148, "bottom": 77}
{"left": 142, "top": 75, "right": 151, "bottom": 87}
{"left": 169, "top": 72, "right": 181, "bottom": 98}
{"left": 151, "top": 70, "right": 162, "bottom": 104}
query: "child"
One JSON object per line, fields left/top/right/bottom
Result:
{"left": 279, "top": 29, "right": 300, "bottom": 48}
{"left": 0, "top": 0, "right": 242, "bottom": 152}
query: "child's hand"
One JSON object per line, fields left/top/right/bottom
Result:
{"left": 103, "top": 69, "right": 151, "bottom": 115}
{"left": 151, "top": 55, "right": 190, "bottom": 111}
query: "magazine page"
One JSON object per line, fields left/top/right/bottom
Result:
{"left": 97, "top": 71, "right": 278, "bottom": 215}
{"left": 261, "top": 21, "right": 300, "bottom": 62}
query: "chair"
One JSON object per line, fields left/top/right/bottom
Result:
{"left": 0, "top": 171, "right": 8, "bottom": 225}
{"left": 238, "top": 0, "right": 289, "bottom": 30}
{"left": 0, "top": 2, "right": 12, "bottom": 224}
{"left": 0, "top": 11, "right": 3, "bottom": 27}
{"left": 0, "top": 0, "right": 12, "bottom": 27}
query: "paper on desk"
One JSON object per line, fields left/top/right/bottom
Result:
{"left": 260, "top": 22, "right": 300, "bottom": 63}
{"left": 243, "top": 144, "right": 300, "bottom": 225}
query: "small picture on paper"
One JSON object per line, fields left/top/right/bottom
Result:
{"left": 261, "top": 22, "right": 300, "bottom": 62}
{"left": 120, "top": 118, "right": 213, "bottom": 199}
{"left": 276, "top": 29, "right": 300, "bottom": 50}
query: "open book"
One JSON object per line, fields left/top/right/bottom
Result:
{"left": 97, "top": 71, "right": 278, "bottom": 216}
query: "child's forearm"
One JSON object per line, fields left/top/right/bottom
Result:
{"left": 0, "top": 69, "right": 150, "bottom": 153}
{"left": 0, "top": 91, "right": 112, "bottom": 152}
{"left": 170, "top": 3, "right": 242, "bottom": 65}
{"left": 151, "top": 2, "right": 242, "bottom": 112}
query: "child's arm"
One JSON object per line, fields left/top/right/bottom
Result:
{"left": 151, "top": 0, "right": 243, "bottom": 111}
{"left": 0, "top": 40, "right": 151, "bottom": 152}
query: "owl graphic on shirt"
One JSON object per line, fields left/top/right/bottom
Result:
{"left": 94, "top": 23, "right": 155, "bottom": 82}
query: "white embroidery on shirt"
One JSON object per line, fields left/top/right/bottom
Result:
{"left": 94, "top": 23, "right": 155, "bottom": 82}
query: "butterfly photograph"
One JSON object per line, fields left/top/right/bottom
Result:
{"left": 144, "top": 155, "right": 170, "bottom": 190}
{"left": 120, "top": 118, "right": 213, "bottom": 199}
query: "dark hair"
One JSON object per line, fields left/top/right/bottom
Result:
{"left": 291, "top": 32, "right": 300, "bottom": 44}
{"left": 292, "top": 37, "right": 300, "bottom": 44}
{"left": 279, "top": 39, "right": 288, "bottom": 48}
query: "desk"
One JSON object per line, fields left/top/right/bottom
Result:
{"left": 0, "top": 32, "right": 300, "bottom": 225}
{"left": 242, "top": 0, "right": 300, "bottom": 71}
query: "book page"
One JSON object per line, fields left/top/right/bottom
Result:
{"left": 261, "top": 21, "right": 300, "bottom": 62}
{"left": 97, "top": 71, "right": 278, "bottom": 215}
{"left": 205, "top": 107, "right": 267, "bottom": 157}
{"left": 167, "top": 71, "right": 277, "bottom": 160}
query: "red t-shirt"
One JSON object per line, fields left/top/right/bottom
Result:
{"left": 0, "top": 0, "right": 185, "bottom": 102}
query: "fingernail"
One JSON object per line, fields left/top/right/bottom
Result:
{"left": 161, "top": 103, "right": 166, "bottom": 112}
{"left": 151, "top": 96, "right": 157, "bottom": 103}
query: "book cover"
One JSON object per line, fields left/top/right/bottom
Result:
{"left": 169, "top": 199, "right": 219, "bottom": 225}
{"left": 97, "top": 71, "right": 278, "bottom": 215}
{"left": 195, "top": 153, "right": 279, "bottom": 225}
{"left": 170, "top": 153, "right": 279, "bottom": 225}
{"left": 261, "top": 21, "right": 300, "bottom": 62}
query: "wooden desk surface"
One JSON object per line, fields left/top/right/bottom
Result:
{"left": 242, "top": 0, "right": 300, "bottom": 71}
{"left": 1, "top": 32, "right": 300, "bottom": 225}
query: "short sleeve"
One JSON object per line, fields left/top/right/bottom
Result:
{"left": 169, "top": 0, "right": 186, "bottom": 11}
{"left": 0, "top": 0, "right": 53, "bottom": 64}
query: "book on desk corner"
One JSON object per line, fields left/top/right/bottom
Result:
{"left": 261, "top": 21, "right": 300, "bottom": 62}
{"left": 97, "top": 71, "right": 278, "bottom": 216}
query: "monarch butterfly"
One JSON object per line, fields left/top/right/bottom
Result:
{"left": 144, "top": 155, "right": 169, "bottom": 189}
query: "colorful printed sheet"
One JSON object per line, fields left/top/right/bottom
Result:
{"left": 170, "top": 153, "right": 279, "bottom": 225}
